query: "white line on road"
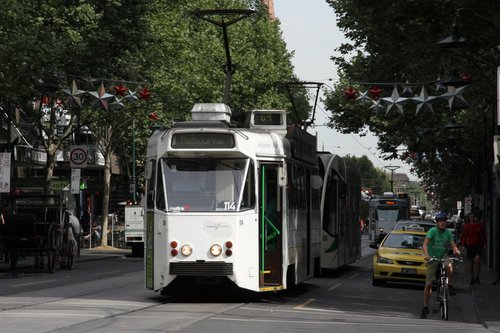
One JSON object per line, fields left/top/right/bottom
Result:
{"left": 91, "top": 270, "right": 121, "bottom": 276}
{"left": 11, "top": 280, "right": 56, "bottom": 288}
{"left": 0, "top": 312, "right": 104, "bottom": 318}
{"left": 348, "top": 273, "right": 359, "bottom": 279}
{"left": 209, "top": 316, "right": 472, "bottom": 329}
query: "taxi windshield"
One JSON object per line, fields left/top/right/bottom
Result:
{"left": 382, "top": 233, "right": 425, "bottom": 249}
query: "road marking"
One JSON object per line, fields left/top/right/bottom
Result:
{"left": 11, "top": 280, "right": 56, "bottom": 288}
{"left": 0, "top": 312, "right": 104, "bottom": 318}
{"left": 363, "top": 266, "right": 371, "bottom": 271}
{"left": 209, "top": 317, "right": 471, "bottom": 329}
{"left": 348, "top": 273, "right": 358, "bottom": 279}
{"left": 328, "top": 283, "right": 342, "bottom": 291}
{"left": 294, "top": 298, "right": 315, "bottom": 309}
{"left": 91, "top": 270, "right": 121, "bottom": 277}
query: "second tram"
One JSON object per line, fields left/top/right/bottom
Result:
{"left": 368, "top": 192, "right": 410, "bottom": 243}
{"left": 318, "top": 153, "right": 361, "bottom": 272}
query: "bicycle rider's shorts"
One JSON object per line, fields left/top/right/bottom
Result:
{"left": 426, "top": 261, "right": 439, "bottom": 283}
{"left": 425, "top": 258, "right": 452, "bottom": 284}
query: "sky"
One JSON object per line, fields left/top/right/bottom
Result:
{"left": 273, "top": 0, "right": 417, "bottom": 181}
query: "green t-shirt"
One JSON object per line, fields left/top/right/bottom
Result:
{"left": 426, "top": 227, "right": 454, "bottom": 258}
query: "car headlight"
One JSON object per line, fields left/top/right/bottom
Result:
{"left": 377, "top": 256, "right": 394, "bottom": 264}
{"left": 210, "top": 244, "right": 222, "bottom": 256}
{"left": 181, "top": 244, "right": 192, "bottom": 256}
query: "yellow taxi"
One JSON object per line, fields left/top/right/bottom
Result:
{"left": 371, "top": 227, "right": 428, "bottom": 286}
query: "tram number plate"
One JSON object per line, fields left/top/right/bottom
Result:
{"left": 401, "top": 268, "right": 417, "bottom": 274}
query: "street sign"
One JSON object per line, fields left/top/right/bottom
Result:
{"left": 71, "top": 168, "right": 81, "bottom": 194}
{"left": 464, "top": 196, "right": 472, "bottom": 215}
{"left": 0, "top": 152, "right": 11, "bottom": 193}
{"left": 70, "top": 145, "right": 88, "bottom": 168}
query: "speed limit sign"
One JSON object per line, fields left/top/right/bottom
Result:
{"left": 70, "top": 145, "right": 88, "bottom": 168}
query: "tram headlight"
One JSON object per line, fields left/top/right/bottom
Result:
{"left": 210, "top": 244, "right": 222, "bottom": 257}
{"left": 181, "top": 244, "right": 192, "bottom": 256}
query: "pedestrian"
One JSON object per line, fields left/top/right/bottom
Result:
{"left": 461, "top": 212, "right": 486, "bottom": 285}
{"left": 420, "top": 212, "right": 460, "bottom": 319}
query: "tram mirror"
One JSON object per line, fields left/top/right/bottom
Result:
{"left": 278, "top": 166, "right": 286, "bottom": 187}
{"left": 145, "top": 160, "right": 154, "bottom": 180}
{"left": 310, "top": 175, "right": 323, "bottom": 190}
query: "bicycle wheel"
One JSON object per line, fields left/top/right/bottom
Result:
{"left": 440, "top": 284, "right": 449, "bottom": 320}
{"left": 435, "top": 278, "right": 442, "bottom": 305}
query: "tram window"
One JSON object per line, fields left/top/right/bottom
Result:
{"left": 296, "top": 168, "right": 306, "bottom": 209}
{"left": 146, "top": 159, "right": 156, "bottom": 210}
{"left": 311, "top": 173, "right": 321, "bottom": 210}
{"left": 324, "top": 180, "right": 338, "bottom": 234}
{"left": 239, "top": 162, "right": 255, "bottom": 210}
{"left": 155, "top": 162, "right": 166, "bottom": 211}
{"left": 162, "top": 158, "right": 251, "bottom": 212}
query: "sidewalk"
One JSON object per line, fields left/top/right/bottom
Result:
{"left": 77, "top": 245, "right": 132, "bottom": 262}
{"left": 360, "top": 234, "right": 500, "bottom": 329}
{"left": 469, "top": 269, "right": 500, "bottom": 332}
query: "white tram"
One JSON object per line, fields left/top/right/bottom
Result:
{"left": 144, "top": 103, "right": 321, "bottom": 293}
{"left": 317, "top": 153, "right": 361, "bottom": 272}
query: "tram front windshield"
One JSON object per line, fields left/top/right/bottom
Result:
{"left": 376, "top": 207, "right": 400, "bottom": 222}
{"left": 162, "top": 158, "right": 255, "bottom": 212}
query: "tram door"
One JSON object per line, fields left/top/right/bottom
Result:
{"left": 259, "top": 164, "right": 283, "bottom": 288}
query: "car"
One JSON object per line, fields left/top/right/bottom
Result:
{"left": 394, "top": 219, "right": 436, "bottom": 232}
{"left": 371, "top": 229, "right": 428, "bottom": 286}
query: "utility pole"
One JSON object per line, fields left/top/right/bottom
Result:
{"left": 384, "top": 165, "right": 401, "bottom": 193}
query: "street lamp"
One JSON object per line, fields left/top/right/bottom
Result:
{"left": 384, "top": 165, "right": 401, "bottom": 193}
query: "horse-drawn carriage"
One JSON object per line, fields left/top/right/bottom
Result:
{"left": 0, "top": 194, "right": 77, "bottom": 272}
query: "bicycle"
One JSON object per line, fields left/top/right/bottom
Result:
{"left": 428, "top": 256, "right": 463, "bottom": 320}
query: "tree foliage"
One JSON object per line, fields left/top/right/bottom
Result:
{"left": 0, "top": 0, "right": 309, "bottom": 245}
{"left": 344, "top": 155, "right": 389, "bottom": 194}
{"left": 324, "top": 0, "right": 500, "bottom": 211}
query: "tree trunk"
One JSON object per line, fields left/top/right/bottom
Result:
{"left": 99, "top": 149, "right": 112, "bottom": 247}
{"left": 44, "top": 143, "right": 57, "bottom": 193}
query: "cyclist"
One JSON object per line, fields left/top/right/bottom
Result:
{"left": 420, "top": 212, "right": 460, "bottom": 319}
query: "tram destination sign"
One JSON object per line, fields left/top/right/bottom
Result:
{"left": 172, "top": 133, "right": 235, "bottom": 149}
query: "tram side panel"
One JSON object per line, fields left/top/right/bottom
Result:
{"left": 284, "top": 164, "right": 322, "bottom": 286}
{"left": 320, "top": 170, "right": 340, "bottom": 270}
{"left": 346, "top": 166, "right": 362, "bottom": 263}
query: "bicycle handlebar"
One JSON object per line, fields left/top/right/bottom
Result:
{"left": 427, "top": 256, "right": 463, "bottom": 263}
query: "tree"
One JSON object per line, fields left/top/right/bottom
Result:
{"left": 344, "top": 155, "right": 389, "bottom": 195}
{"left": 323, "top": 0, "right": 500, "bottom": 210}
{"left": 1, "top": 0, "right": 310, "bottom": 248}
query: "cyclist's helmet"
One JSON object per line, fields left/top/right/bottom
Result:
{"left": 435, "top": 212, "right": 448, "bottom": 221}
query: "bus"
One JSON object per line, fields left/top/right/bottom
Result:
{"left": 318, "top": 153, "right": 361, "bottom": 272}
{"left": 144, "top": 103, "right": 322, "bottom": 293}
{"left": 368, "top": 192, "right": 410, "bottom": 243}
